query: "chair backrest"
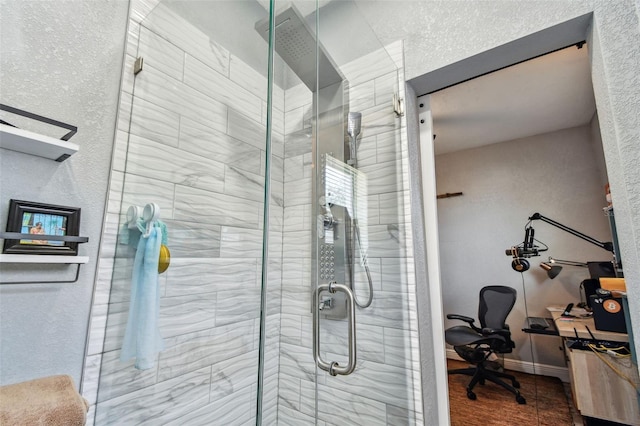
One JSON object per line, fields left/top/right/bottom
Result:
{"left": 478, "top": 285, "right": 517, "bottom": 330}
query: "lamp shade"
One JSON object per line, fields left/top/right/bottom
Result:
{"left": 540, "top": 262, "right": 562, "bottom": 279}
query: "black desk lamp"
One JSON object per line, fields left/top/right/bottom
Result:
{"left": 539, "top": 257, "right": 588, "bottom": 279}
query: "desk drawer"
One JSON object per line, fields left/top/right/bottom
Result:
{"left": 566, "top": 343, "right": 640, "bottom": 425}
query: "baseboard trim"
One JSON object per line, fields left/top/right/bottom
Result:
{"left": 446, "top": 349, "right": 570, "bottom": 383}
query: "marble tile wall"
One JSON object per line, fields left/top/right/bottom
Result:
{"left": 276, "top": 40, "right": 424, "bottom": 425}
{"left": 83, "top": 2, "right": 283, "bottom": 424}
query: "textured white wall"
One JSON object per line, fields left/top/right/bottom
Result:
{"left": 435, "top": 125, "right": 611, "bottom": 367}
{"left": 0, "top": 0, "right": 129, "bottom": 386}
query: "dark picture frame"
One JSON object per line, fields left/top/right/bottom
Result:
{"left": 2, "top": 200, "right": 82, "bottom": 255}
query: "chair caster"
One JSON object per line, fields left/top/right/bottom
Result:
{"left": 516, "top": 394, "right": 526, "bottom": 404}
{"left": 513, "top": 380, "right": 520, "bottom": 388}
{"left": 479, "top": 379, "right": 485, "bottom": 385}
{"left": 467, "top": 390, "right": 477, "bottom": 400}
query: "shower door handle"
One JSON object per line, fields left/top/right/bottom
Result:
{"left": 313, "top": 283, "right": 357, "bottom": 376}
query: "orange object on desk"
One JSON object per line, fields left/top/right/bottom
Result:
{"left": 599, "top": 277, "right": 626, "bottom": 291}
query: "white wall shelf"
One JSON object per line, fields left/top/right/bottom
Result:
{"left": 0, "top": 124, "right": 79, "bottom": 162}
{"left": 0, "top": 254, "right": 89, "bottom": 264}
{"left": 0, "top": 254, "right": 89, "bottom": 284}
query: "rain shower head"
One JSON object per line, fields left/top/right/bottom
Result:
{"left": 347, "top": 112, "right": 362, "bottom": 138}
{"left": 255, "top": 3, "right": 343, "bottom": 91}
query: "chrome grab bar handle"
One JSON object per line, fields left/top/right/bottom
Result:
{"left": 313, "top": 282, "right": 357, "bottom": 376}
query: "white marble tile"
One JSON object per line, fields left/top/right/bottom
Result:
{"left": 125, "top": 18, "right": 140, "bottom": 55}
{"left": 159, "top": 293, "right": 217, "bottom": 338}
{"left": 94, "top": 367, "right": 211, "bottom": 425}
{"left": 361, "top": 102, "right": 398, "bottom": 138}
{"left": 100, "top": 213, "right": 121, "bottom": 260}
{"left": 129, "top": 96, "right": 180, "bottom": 148}
{"left": 174, "top": 185, "right": 262, "bottom": 229}
{"left": 285, "top": 83, "right": 312, "bottom": 112}
{"left": 383, "top": 327, "right": 421, "bottom": 371}
{"left": 282, "top": 230, "right": 311, "bottom": 258}
{"left": 112, "top": 129, "right": 129, "bottom": 173}
{"left": 367, "top": 194, "right": 380, "bottom": 226}
{"left": 166, "top": 383, "right": 254, "bottom": 426}
{"left": 159, "top": 219, "right": 221, "bottom": 258}
{"left": 179, "top": 118, "right": 264, "bottom": 177}
{"left": 386, "top": 404, "right": 423, "bottom": 426}
{"left": 303, "top": 153, "right": 313, "bottom": 179}
{"left": 210, "top": 349, "right": 259, "bottom": 402}
{"left": 219, "top": 226, "right": 263, "bottom": 258}
{"left": 278, "top": 375, "right": 301, "bottom": 412}
{"left": 311, "top": 380, "right": 388, "bottom": 426}
{"left": 156, "top": 320, "right": 254, "bottom": 382}
{"left": 284, "top": 205, "right": 305, "bottom": 232}
{"left": 164, "top": 258, "right": 258, "bottom": 297}
{"left": 142, "top": 4, "right": 230, "bottom": 78}
{"left": 107, "top": 171, "right": 124, "bottom": 215}
{"left": 138, "top": 26, "right": 184, "bottom": 82}
{"left": 354, "top": 134, "right": 377, "bottom": 168}
{"left": 87, "top": 298, "right": 108, "bottom": 356}
{"left": 121, "top": 173, "right": 175, "bottom": 219}
{"left": 227, "top": 108, "right": 267, "bottom": 152}
{"left": 280, "top": 313, "right": 302, "bottom": 346}
{"left": 284, "top": 177, "right": 311, "bottom": 207}
{"left": 378, "top": 191, "right": 411, "bottom": 225}
{"left": 380, "top": 258, "right": 415, "bottom": 293}
{"left": 133, "top": 65, "right": 228, "bottom": 132}
{"left": 118, "top": 92, "right": 133, "bottom": 133}
{"left": 278, "top": 343, "right": 316, "bottom": 384}
{"left": 358, "top": 289, "right": 416, "bottom": 331}
{"left": 375, "top": 71, "right": 399, "bottom": 107}
{"left": 130, "top": 0, "right": 161, "bottom": 24}
{"left": 341, "top": 48, "right": 397, "bottom": 88}
{"left": 285, "top": 106, "right": 305, "bottom": 135}
{"left": 224, "top": 165, "right": 268, "bottom": 204}
{"left": 184, "top": 54, "right": 262, "bottom": 124}
{"left": 126, "top": 134, "right": 225, "bottom": 192}
{"left": 285, "top": 128, "right": 313, "bottom": 158}
{"left": 384, "top": 40, "right": 404, "bottom": 71}
{"left": 359, "top": 159, "right": 408, "bottom": 196}
{"left": 321, "top": 359, "right": 418, "bottom": 411}
{"left": 349, "top": 79, "right": 376, "bottom": 113}
{"left": 377, "top": 129, "right": 407, "bottom": 164}
{"left": 367, "top": 224, "right": 412, "bottom": 259}
{"left": 284, "top": 155, "right": 304, "bottom": 182}
{"left": 82, "top": 354, "right": 101, "bottom": 406}
{"left": 215, "top": 288, "right": 261, "bottom": 326}
{"left": 97, "top": 350, "right": 158, "bottom": 402}
{"left": 230, "top": 54, "right": 268, "bottom": 102}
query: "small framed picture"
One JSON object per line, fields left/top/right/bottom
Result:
{"left": 2, "top": 200, "right": 81, "bottom": 255}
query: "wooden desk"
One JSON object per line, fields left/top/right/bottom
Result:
{"left": 547, "top": 305, "right": 629, "bottom": 342}
{"left": 547, "top": 306, "right": 639, "bottom": 425}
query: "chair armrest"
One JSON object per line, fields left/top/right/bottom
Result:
{"left": 447, "top": 314, "right": 481, "bottom": 332}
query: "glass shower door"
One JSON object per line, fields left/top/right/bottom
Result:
{"left": 272, "top": 0, "right": 424, "bottom": 423}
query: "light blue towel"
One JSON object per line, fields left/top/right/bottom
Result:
{"left": 120, "top": 221, "right": 164, "bottom": 370}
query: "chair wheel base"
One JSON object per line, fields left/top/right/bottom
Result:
{"left": 467, "top": 390, "right": 476, "bottom": 400}
{"left": 513, "top": 380, "right": 520, "bottom": 388}
{"left": 516, "top": 394, "right": 526, "bottom": 404}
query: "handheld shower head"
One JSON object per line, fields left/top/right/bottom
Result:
{"left": 347, "top": 112, "right": 362, "bottom": 139}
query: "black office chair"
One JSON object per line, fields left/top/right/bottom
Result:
{"left": 445, "top": 285, "right": 526, "bottom": 404}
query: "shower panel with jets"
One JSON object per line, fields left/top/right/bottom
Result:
{"left": 85, "top": 1, "right": 423, "bottom": 424}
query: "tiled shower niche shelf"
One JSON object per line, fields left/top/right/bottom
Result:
{"left": 0, "top": 124, "right": 79, "bottom": 162}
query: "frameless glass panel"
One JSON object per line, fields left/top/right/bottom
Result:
{"left": 271, "top": 0, "right": 424, "bottom": 424}
{"left": 91, "top": 1, "right": 273, "bottom": 424}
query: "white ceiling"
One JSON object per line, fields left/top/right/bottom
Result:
{"left": 430, "top": 45, "right": 596, "bottom": 155}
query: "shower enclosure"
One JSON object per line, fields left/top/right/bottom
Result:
{"left": 83, "top": 0, "right": 423, "bottom": 424}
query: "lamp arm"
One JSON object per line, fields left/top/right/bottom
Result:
{"left": 529, "top": 213, "right": 614, "bottom": 252}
